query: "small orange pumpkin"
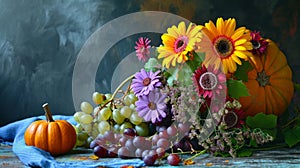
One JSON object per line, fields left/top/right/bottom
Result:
{"left": 24, "top": 103, "right": 76, "bottom": 155}
{"left": 239, "top": 39, "right": 294, "bottom": 116}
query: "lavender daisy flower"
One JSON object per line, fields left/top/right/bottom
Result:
{"left": 135, "top": 89, "right": 167, "bottom": 123}
{"left": 131, "top": 69, "right": 162, "bottom": 97}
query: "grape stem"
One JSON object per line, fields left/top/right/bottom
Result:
{"left": 111, "top": 74, "right": 135, "bottom": 100}
{"left": 95, "top": 74, "right": 134, "bottom": 117}
{"left": 183, "top": 149, "right": 207, "bottom": 162}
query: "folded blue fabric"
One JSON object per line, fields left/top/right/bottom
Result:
{"left": 0, "top": 115, "right": 145, "bottom": 168}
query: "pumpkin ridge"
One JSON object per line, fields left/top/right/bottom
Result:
{"left": 56, "top": 121, "right": 65, "bottom": 154}
{"left": 266, "top": 63, "right": 289, "bottom": 77}
{"left": 263, "top": 41, "right": 280, "bottom": 70}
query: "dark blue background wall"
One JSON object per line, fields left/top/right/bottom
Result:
{"left": 0, "top": 0, "right": 299, "bottom": 126}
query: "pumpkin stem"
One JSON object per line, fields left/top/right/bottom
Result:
{"left": 256, "top": 70, "right": 270, "bottom": 87}
{"left": 42, "top": 103, "right": 54, "bottom": 122}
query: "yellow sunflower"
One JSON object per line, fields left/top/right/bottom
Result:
{"left": 198, "top": 18, "right": 253, "bottom": 74}
{"left": 157, "top": 21, "right": 202, "bottom": 69}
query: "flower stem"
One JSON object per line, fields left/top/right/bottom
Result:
{"left": 250, "top": 144, "right": 288, "bottom": 151}
{"left": 183, "top": 149, "right": 207, "bottom": 162}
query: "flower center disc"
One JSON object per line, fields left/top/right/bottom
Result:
{"left": 223, "top": 111, "right": 238, "bottom": 128}
{"left": 174, "top": 36, "right": 188, "bottom": 53}
{"left": 252, "top": 40, "right": 261, "bottom": 49}
{"left": 214, "top": 37, "right": 234, "bottom": 58}
{"left": 199, "top": 72, "right": 218, "bottom": 90}
{"left": 148, "top": 102, "right": 157, "bottom": 110}
{"left": 143, "top": 77, "right": 151, "bottom": 86}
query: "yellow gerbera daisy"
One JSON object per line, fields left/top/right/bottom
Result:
{"left": 198, "top": 18, "right": 253, "bottom": 74}
{"left": 157, "top": 21, "right": 202, "bottom": 69}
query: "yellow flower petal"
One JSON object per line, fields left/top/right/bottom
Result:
{"left": 232, "top": 27, "right": 246, "bottom": 41}
{"left": 216, "top": 18, "right": 225, "bottom": 34}
{"left": 231, "top": 54, "right": 242, "bottom": 65}
{"left": 234, "top": 38, "right": 247, "bottom": 46}
{"left": 235, "top": 46, "right": 247, "bottom": 51}
{"left": 225, "top": 18, "right": 236, "bottom": 36}
{"left": 234, "top": 50, "right": 248, "bottom": 59}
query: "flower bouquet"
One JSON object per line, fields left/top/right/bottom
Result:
{"left": 73, "top": 17, "right": 299, "bottom": 166}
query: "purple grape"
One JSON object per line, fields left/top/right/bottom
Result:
{"left": 141, "top": 150, "right": 150, "bottom": 159}
{"left": 125, "top": 139, "right": 136, "bottom": 152}
{"left": 156, "top": 147, "right": 165, "bottom": 158}
{"left": 135, "top": 148, "right": 143, "bottom": 158}
{"left": 157, "top": 138, "right": 170, "bottom": 149}
{"left": 93, "top": 145, "right": 108, "bottom": 158}
{"left": 119, "top": 136, "right": 127, "bottom": 146}
{"left": 148, "top": 150, "right": 158, "bottom": 160}
{"left": 123, "top": 128, "right": 137, "bottom": 137}
{"left": 133, "top": 136, "right": 146, "bottom": 149}
{"left": 151, "top": 134, "right": 159, "bottom": 144}
{"left": 89, "top": 140, "right": 98, "bottom": 149}
{"left": 158, "top": 131, "right": 169, "bottom": 139}
{"left": 178, "top": 122, "right": 190, "bottom": 133}
{"left": 156, "top": 126, "right": 167, "bottom": 132}
{"left": 118, "top": 147, "right": 130, "bottom": 159}
{"left": 143, "top": 155, "right": 156, "bottom": 166}
{"left": 104, "top": 130, "right": 115, "bottom": 143}
{"left": 107, "top": 147, "right": 118, "bottom": 158}
{"left": 167, "top": 154, "right": 181, "bottom": 166}
{"left": 167, "top": 125, "right": 177, "bottom": 136}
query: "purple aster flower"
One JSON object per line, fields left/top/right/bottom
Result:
{"left": 131, "top": 69, "right": 162, "bottom": 97}
{"left": 135, "top": 89, "right": 167, "bottom": 123}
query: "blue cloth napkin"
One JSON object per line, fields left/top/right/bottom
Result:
{"left": 0, "top": 115, "right": 145, "bottom": 168}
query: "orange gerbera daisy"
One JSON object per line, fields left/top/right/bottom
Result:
{"left": 157, "top": 21, "right": 201, "bottom": 69}
{"left": 198, "top": 18, "right": 253, "bottom": 74}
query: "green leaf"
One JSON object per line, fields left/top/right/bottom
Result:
{"left": 144, "top": 58, "right": 160, "bottom": 72}
{"left": 227, "top": 79, "right": 250, "bottom": 99}
{"left": 186, "top": 52, "right": 204, "bottom": 72}
{"left": 283, "top": 126, "right": 300, "bottom": 147}
{"left": 249, "top": 139, "right": 258, "bottom": 147}
{"left": 234, "top": 60, "right": 253, "bottom": 82}
{"left": 237, "top": 149, "right": 253, "bottom": 157}
{"left": 294, "top": 83, "right": 300, "bottom": 92}
{"left": 246, "top": 113, "right": 278, "bottom": 129}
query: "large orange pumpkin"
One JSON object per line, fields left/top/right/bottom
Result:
{"left": 24, "top": 103, "right": 76, "bottom": 155}
{"left": 239, "top": 39, "right": 294, "bottom": 116}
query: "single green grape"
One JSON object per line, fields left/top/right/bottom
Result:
{"left": 112, "top": 109, "right": 125, "bottom": 124}
{"left": 81, "top": 123, "right": 92, "bottom": 133}
{"left": 130, "top": 112, "right": 143, "bottom": 125}
{"left": 92, "top": 92, "right": 105, "bottom": 105}
{"left": 79, "top": 114, "right": 93, "bottom": 124}
{"left": 99, "top": 107, "right": 112, "bottom": 121}
{"left": 74, "top": 111, "right": 85, "bottom": 123}
{"left": 98, "top": 121, "right": 110, "bottom": 134}
{"left": 77, "top": 132, "right": 89, "bottom": 142}
{"left": 120, "top": 106, "right": 132, "bottom": 118}
{"left": 128, "top": 93, "right": 138, "bottom": 104}
{"left": 80, "top": 101, "right": 94, "bottom": 114}
{"left": 135, "top": 122, "right": 149, "bottom": 137}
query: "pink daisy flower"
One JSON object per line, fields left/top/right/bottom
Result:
{"left": 131, "top": 69, "right": 162, "bottom": 97}
{"left": 192, "top": 65, "right": 226, "bottom": 98}
{"left": 135, "top": 37, "right": 151, "bottom": 62}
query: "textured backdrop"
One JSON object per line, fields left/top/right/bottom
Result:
{"left": 0, "top": 0, "right": 299, "bottom": 126}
